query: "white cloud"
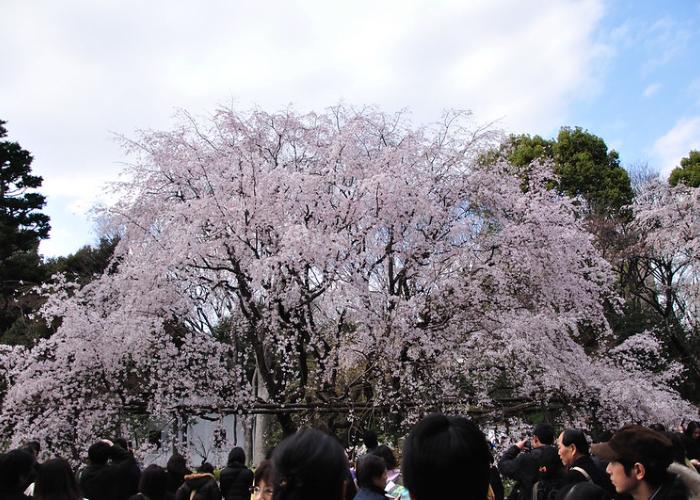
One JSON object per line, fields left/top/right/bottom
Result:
{"left": 1, "top": 0, "right": 607, "bottom": 255}
{"left": 643, "top": 83, "right": 661, "bottom": 98}
{"left": 651, "top": 116, "right": 700, "bottom": 177}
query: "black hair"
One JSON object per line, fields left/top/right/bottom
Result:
{"left": 34, "top": 457, "right": 83, "bottom": 500}
{"left": 649, "top": 424, "right": 666, "bottom": 433}
{"left": 0, "top": 448, "right": 35, "bottom": 493}
{"left": 356, "top": 454, "right": 387, "bottom": 489}
{"left": 402, "top": 413, "right": 491, "bottom": 500}
{"left": 197, "top": 462, "right": 214, "bottom": 473}
{"left": 87, "top": 441, "right": 112, "bottom": 465}
{"left": 534, "top": 423, "right": 555, "bottom": 445}
{"left": 371, "top": 445, "right": 397, "bottom": 469}
{"left": 254, "top": 459, "right": 273, "bottom": 486}
{"left": 166, "top": 452, "right": 189, "bottom": 476}
{"left": 563, "top": 481, "right": 607, "bottom": 500}
{"left": 139, "top": 464, "right": 169, "bottom": 500}
{"left": 272, "top": 428, "right": 348, "bottom": 500}
{"left": 113, "top": 437, "right": 129, "bottom": 450}
{"left": 362, "top": 430, "right": 379, "bottom": 450}
{"left": 227, "top": 446, "right": 246, "bottom": 466}
{"left": 663, "top": 431, "right": 687, "bottom": 464}
{"left": 685, "top": 421, "right": 700, "bottom": 438}
{"left": 561, "top": 429, "right": 590, "bottom": 456}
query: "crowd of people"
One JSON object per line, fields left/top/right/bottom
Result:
{"left": 1, "top": 414, "right": 700, "bottom": 500}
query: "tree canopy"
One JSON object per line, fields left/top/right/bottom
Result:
{"left": 496, "top": 127, "right": 634, "bottom": 217}
{"left": 0, "top": 120, "right": 50, "bottom": 338}
{"left": 669, "top": 150, "right": 700, "bottom": 188}
{"left": 1, "top": 107, "right": 694, "bottom": 461}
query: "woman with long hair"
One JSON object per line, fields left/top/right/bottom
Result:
{"left": 33, "top": 458, "right": 82, "bottom": 500}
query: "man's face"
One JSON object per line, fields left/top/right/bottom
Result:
{"left": 557, "top": 433, "right": 574, "bottom": 467}
{"left": 606, "top": 461, "right": 640, "bottom": 494}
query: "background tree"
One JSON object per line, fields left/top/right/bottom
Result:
{"left": 496, "top": 127, "right": 634, "bottom": 218}
{"left": 0, "top": 120, "right": 50, "bottom": 341}
{"left": 669, "top": 150, "right": 700, "bottom": 188}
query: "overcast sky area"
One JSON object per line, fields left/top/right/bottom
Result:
{"left": 2, "top": 0, "right": 700, "bottom": 257}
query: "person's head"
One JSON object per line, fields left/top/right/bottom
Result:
{"left": 253, "top": 460, "right": 274, "bottom": 500}
{"left": 24, "top": 440, "right": 41, "bottom": 459}
{"left": 663, "top": 431, "right": 687, "bottom": 464}
{"left": 402, "top": 413, "right": 491, "bottom": 500}
{"left": 357, "top": 454, "right": 387, "bottom": 490}
{"left": 228, "top": 446, "right": 246, "bottom": 466}
{"left": 87, "top": 441, "right": 112, "bottom": 465}
{"left": 591, "top": 425, "right": 674, "bottom": 495}
{"left": 113, "top": 437, "right": 129, "bottom": 450}
{"left": 166, "top": 452, "right": 189, "bottom": 477}
{"left": 197, "top": 462, "right": 214, "bottom": 474}
{"left": 139, "top": 464, "right": 168, "bottom": 500}
{"left": 533, "top": 423, "right": 555, "bottom": 447}
{"left": 648, "top": 424, "right": 666, "bottom": 433}
{"left": 33, "top": 457, "right": 82, "bottom": 500}
{"left": 685, "top": 421, "right": 700, "bottom": 441}
{"left": 0, "top": 448, "right": 36, "bottom": 492}
{"left": 558, "top": 429, "right": 589, "bottom": 467}
{"left": 362, "top": 430, "right": 379, "bottom": 451}
{"left": 562, "top": 482, "right": 607, "bottom": 500}
{"left": 371, "top": 444, "right": 397, "bottom": 470}
{"left": 272, "top": 428, "right": 348, "bottom": 500}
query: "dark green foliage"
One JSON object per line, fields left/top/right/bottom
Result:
{"left": 498, "top": 127, "right": 634, "bottom": 217}
{"left": 668, "top": 150, "right": 700, "bottom": 187}
{"left": 44, "top": 236, "right": 120, "bottom": 284}
{"left": 0, "top": 120, "right": 51, "bottom": 338}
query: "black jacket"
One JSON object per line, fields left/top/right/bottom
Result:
{"left": 79, "top": 445, "right": 138, "bottom": 500}
{"left": 174, "top": 473, "right": 221, "bottom": 500}
{"left": 499, "top": 445, "right": 556, "bottom": 500}
{"left": 556, "top": 455, "right": 614, "bottom": 499}
{"left": 219, "top": 463, "right": 254, "bottom": 500}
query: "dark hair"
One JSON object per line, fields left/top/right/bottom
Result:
{"left": 227, "top": 446, "right": 246, "bottom": 466}
{"left": 34, "top": 457, "right": 82, "bottom": 500}
{"left": 371, "top": 445, "right": 397, "bottom": 469}
{"left": 561, "top": 429, "right": 590, "bottom": 456}
{"left": 272, "top": 428, "right": 348, "bottom": 500}
{"left": 87, "top": 441, "right": 112, "bottom": 465}
{"left": 24, "top": 440, "right": 41, "bottom": 457}
{"left": 402, "top": 413, "right": 491, "bottom": 500}
{"left": 534, "top": 423, "right": 555, "bottom": 446}
{"left": 685, "top": 421, "right": 700, "bottom": 438}
{"left": 362, "top": 430, "right": 379, "bottom": 450}
{"left": 663, "top": 431, "right": 687, "bottom": 464}
{"left": 254, "top": 459, "right": 273, "bottom": 485}
{"left": 113, "top": 437, "right": 129, "bottom": 450}
{"left": 138, "top": 464, "right": 168, "bottom": 500}
{"left": 649, "top": 424, "right": 666, "bottom": 433}
{"left": 563, "top": 481, "right": 607, "bottom": 500}
{"left": 197, "top": 462, "right": 214, "bottom": 473}
{"left": 0, "top": 448, "right": 35, "bottom": 492}
{"left": 356, "top": 454, "right": 386, "bottom": 489}
{"left": 166, "top": 452, "right": 189, "bottom": 476}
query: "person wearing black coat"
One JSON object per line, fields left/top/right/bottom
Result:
{"left": 79, "top": 440, "right": 139, "bottom": 500}
{"left": 556, "top": 430, "right": 614, "bottom": 499}
{"left": 219, "top": 447, "right": 254, "bottom": 500}
{"left": 498, "top": 423, "right": 557, "bottom": 500}
{"left": 165, "top": 453, "right": 191, "bottom": 495}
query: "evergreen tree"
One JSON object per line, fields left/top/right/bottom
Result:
{"left": 0, "top": 120, "right": 50, "bottom": 338}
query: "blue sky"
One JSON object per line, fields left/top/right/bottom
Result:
{"left": 1, "top": 0, "right": 699, "bottom": 257}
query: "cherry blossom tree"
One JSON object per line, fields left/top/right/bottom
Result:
{"left": 622, "top": 180, "right": 700, "bottom": 380}
{"left": 0, "top": 107, "right": 695, "bottom": 461}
